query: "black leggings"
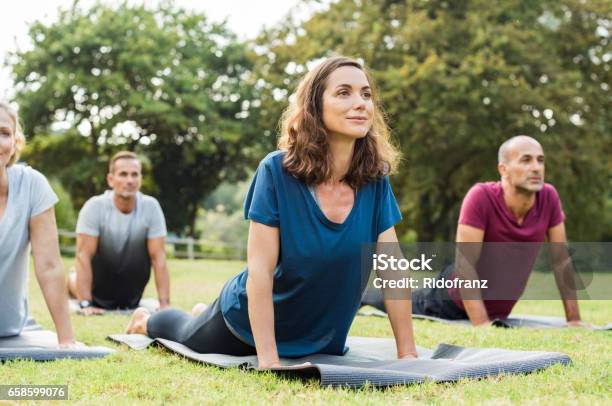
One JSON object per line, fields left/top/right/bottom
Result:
{"left": 362, "top": 265, "right": 468, "bottom": 320}
{"left": 146, "top": 299, "right": 256, "bottom": 355}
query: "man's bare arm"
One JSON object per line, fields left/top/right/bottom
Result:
{"left": 74, "top": 233, "right": 105, "bottom": 315}
{"left": 75, "top": 233, "right": 98, "bottom": 301}
{"left": 147, "top": 237, "right": 170, "bottom": 308}
{"left": 455, "top": 224, "right": 490, "bottom": 326}
{"left": 548, "top": 222, "right": 583, "bottom": 324}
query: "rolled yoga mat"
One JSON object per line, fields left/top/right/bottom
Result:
{"left": 0, "top": 319, "right": 116, "bottom": 362}
{"left": 107, "top": 334, "right": 571, "bottom": 388}
{"left": 358, "top": 307, "right": 612, "bottom": 331}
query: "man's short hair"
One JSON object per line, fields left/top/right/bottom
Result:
{"left": 498, "top": 135, "right": 541, "bottom": 164}
{"left": 109, "top": 151, "right": 140, "bottom": 174}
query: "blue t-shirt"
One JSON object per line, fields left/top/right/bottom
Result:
{"left": 220, "top": 151, "right": 402, "bottom": 357}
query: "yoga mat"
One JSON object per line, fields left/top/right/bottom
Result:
{"left": 0, "top": 320, "right": 115, "bottom": 362}
{"left": 69, "top": 298, "right": 160, "bottom": 315}
{"left": 107, "top": 334, "right": 571, "bottom": 388}
{"left": 22, "top": 317, "right": 44, "bottom": 332}
{"left": 358, "top": 307, "right": 612, "bottom": 330}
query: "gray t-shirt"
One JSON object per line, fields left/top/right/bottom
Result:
{"left": 0, "top": 165, "right": 58, "bottom": 337}
{"left": 76, "top": 191, "right": 167, "bottom": 308}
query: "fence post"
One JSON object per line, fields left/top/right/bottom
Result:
{"left": 187, "top": 237, "right": 194, "bottom": 260}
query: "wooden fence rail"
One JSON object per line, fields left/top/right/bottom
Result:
{"left": 58, "top": 229, "right": 246, "bottom": 261}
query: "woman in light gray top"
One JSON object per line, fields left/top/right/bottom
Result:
{"left": 0, "top": 101, "right": 77, "bottom": 346}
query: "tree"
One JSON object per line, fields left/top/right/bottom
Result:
{"left": 49, "top": 178, "right": 77, "bottom": 231}
{"left": 252, "top": 0, "right": 611, "bottom": 241}
{"left": 9, "top": 1, "right": 262, "bottom": 235}
{"left": 21, "top": 131, "right": 107, "bottom": 211}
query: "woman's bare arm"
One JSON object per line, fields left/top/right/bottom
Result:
{"left": 378, "top": 226, "right": 418, "bottom": 358}
{"left": 30, "top": 207, "right": 76, "bottom": 345}
{"left": 246, "top": 221, "right": 281, "bottom": 368}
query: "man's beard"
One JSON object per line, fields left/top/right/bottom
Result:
{"left": 515, "top": 180, "right": 543, "bottom": 194}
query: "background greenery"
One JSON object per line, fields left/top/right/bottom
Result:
{"left": 6, "top": 0, "right": 611, "bottom": 242}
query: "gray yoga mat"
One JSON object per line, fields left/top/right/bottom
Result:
{"left": 69, "top": 298, "right": 160, "bottom": 315}
{"left": 358, "top": 307, "right": 612, "bottom": 330}
{"left": 0, "top": 319, "right": 116, "bottom": 362}
{"left": 107, "top": 334, "right": 571, "bottom": 388}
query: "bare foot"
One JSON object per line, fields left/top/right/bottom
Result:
{"left": 191, "top": 303, "right": 208, "bottom": 317}
{"left": 126, "top": 307, "right": 151, "bottom": 335}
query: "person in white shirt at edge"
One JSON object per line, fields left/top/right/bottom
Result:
{"left": 0, "top": 101, "right": 79, "bottom": 347}
{"left": 67, "top": 151, "right": 170, "bottom": 315}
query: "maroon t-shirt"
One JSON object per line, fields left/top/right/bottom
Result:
{"left": 448, "top": 182, "right": 565, "bottom": 319}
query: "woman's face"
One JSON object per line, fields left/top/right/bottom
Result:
{"left": 321, "top": 66, "right": 374, "bottom": 140}
{"left": 0, "top": 109, "right": 16, "bottom": 169}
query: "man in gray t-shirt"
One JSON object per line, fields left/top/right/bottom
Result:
{"left": 68, "top": 151, "right": 170, "bottom": 314}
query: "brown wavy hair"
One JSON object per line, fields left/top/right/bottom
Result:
{"left": 278, "top": 56, "right": 400, "bottom": 189}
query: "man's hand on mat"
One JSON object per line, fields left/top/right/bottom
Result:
{"left": 473, "top": 320, "right": 493, "bottom": 327}
{"left": 566, "top": 320, "right": 592, "bottom": 328}
{"left": 398, "top": 353, "right": 418, "bottom": 359}
{"left": 78, "top": 306, "right": 105, "bottom": 316}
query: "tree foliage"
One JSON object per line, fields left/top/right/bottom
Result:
{"left": 253, "top": 0, "right": 611, "bottom": 241}
{"left": 49, "top": 178, "right": 77, "bottom": 230}
{"left": 21, "top": 132, "right": 106, "bottom": 209}
{"left": 10, "top": 1, "right": 261, "bottom": 235}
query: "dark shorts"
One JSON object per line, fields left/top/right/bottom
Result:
{"left": 91, "top": 252, "right": 152, "bottom": 309}
{"left": 362, "top": 265, "right": 468, "bottom": 320}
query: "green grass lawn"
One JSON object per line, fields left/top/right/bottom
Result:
{"left": 4, "top": 258, "right": 612, "bottom": 405}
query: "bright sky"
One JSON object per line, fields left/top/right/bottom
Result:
{"left": 0, "top": 0, "right": 323, "bottom": 100}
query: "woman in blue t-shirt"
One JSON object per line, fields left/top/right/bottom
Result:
{"left": 0, "top": 101, "right": 78, "bottom": 346}
{"left": 127, "top": 56, "right": 417, "bottom": 367}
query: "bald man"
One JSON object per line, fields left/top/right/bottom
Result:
{"left": 363, "top": 135, "right": 589, "bottom": 327}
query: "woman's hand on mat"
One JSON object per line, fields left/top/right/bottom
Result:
{"left": 257, "top": 360, "right": 281, "bottom": 370}
{"left": 258, "top": 361, "right": 312, "bottom": 370}
{"left": 398, "top": 353, "right": 418, "bottom": 359}
{"left": 566, "top": 320, "right": 592, "bottom": 328}
{"left": 79, "top": 306, "right": 105, "bottom": 316}
{"left": 58, "top": 341, "right": 86, "bottom": 349}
